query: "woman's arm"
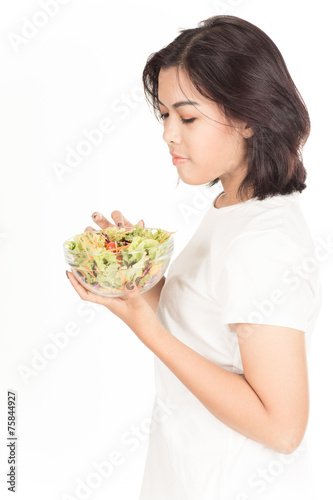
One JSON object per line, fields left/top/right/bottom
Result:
{"left": 141, "top": 275, "right": 166, "bottom": 313}
{"left": 134, "top": 320, "right": 309, "bottom": 454}
{"left": 67, "top": 267, "right": 308, "bottom": 454}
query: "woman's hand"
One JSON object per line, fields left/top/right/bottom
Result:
{"left": 85, "top": 209, "right": 144, "bottom": 232}
{"left": 66, "top": 271, "right": 160, "bottom": 334}
{"left": 66, "top": 209, "right": 160, "bottom": 335}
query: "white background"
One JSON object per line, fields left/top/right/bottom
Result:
{"left": 0, "top": 1, "right": 332, "bottom": 499}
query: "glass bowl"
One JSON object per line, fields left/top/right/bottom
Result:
{"left": 63, "top": 226, "right": 174, "bottom": 297}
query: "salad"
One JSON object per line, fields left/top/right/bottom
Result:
{"left": 64, "top": 224, "right": 175, "bottom": 294}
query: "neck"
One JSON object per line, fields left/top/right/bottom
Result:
{"left": 216, "top": 187, "right": 253, "bottom": 209}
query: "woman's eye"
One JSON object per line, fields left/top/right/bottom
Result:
{"left": 159, "top": 112, "right": 196, "bottom": 125}
{"left": 181, "top": 117, "right": 196, "bottom": 124}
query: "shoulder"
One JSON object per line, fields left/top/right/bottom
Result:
{"left": 224, "top": 193, "right": 310, "bottom": 260}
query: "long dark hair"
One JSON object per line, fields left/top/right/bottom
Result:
{"left": 142, "top": 15, "right": 310, "bottom": 201}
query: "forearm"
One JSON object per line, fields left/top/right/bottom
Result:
{"left": 141, "top": 275, "right": 166, "bottom": 313}
{"left": 136, "top": 319, "right": 284, "bottom": 452}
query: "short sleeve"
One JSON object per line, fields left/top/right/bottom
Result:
{"left": 215, "top": 230, "right": 318, "bottom": 331}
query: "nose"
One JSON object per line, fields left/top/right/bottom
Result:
{"left": 162, "top": 117, "right": 181, "bottom": 144}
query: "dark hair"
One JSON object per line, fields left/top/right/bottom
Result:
{"left": 142, "top": 15, "right": 310, "bottom": 201}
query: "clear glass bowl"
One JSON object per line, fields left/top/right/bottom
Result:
{"left": 63, "top": 227, "right": 174, "bottom": 297}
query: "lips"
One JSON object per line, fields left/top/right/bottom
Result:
{"left": 171, "top": 153, "right": 189, "bottom": 159}
{"left": 171, "top": 155, "right": 189, "bottom": 166}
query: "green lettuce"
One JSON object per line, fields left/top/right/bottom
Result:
{"left": 63, "top": 224, "right": 173, "bottom": 292}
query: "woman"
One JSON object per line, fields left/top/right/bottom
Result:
{"left": 67, "top": 15, "right": 322, "bottom": 499}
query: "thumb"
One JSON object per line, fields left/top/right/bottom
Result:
{"left": 124, "top": 281, "right": 140, "bottom": 299}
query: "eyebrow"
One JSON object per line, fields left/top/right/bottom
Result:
{"left": 158, "top": 99, "right": 199, "bottom": 109}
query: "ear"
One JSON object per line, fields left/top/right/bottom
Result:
{"left": 242, "top": 123, "right": 254, "bottom": 138}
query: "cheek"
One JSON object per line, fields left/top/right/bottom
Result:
{"left": 192, "top": 127, "right": 223, "bottom": 152}
{"left": 205, "top": 130, "right": 232, "bottom": 160}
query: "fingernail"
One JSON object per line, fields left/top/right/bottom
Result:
{"left": 125, "top": 281, "right": 135, "bottom": 290}
{"left": 93, "top": 212, "right": 101, "bottom": 220}
{"left": 66, "top": 271, "right": 69, "bottom": 279}
{"left": 117, "top": 221, "right": 123, "bottom": 228}
{"left": 140, "top": 219, "right": 145, "bottom": 227}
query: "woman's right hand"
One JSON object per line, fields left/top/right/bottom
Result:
{"left": 84, "top": 210, "right": 145, "bottom": 232}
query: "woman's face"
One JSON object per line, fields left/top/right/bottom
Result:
{"left": 158, "top": 67, "right": 253, "bottom": 192}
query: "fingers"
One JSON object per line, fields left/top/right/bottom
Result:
{"left": 67, "top": 271, "right": 126, "bottom": 312}
{"left": 67, "top": 271, "right": 100, "bottom": 303}
{"left": 84, "top": 226, "right": 97, "bottom": 233}
{"left": 90, "top": 210, "right": 144, "bottom": 230}
{"left": 111, "top": 210, "right": 133, "bottom": 228}
{"left": 91, "top": 212, "right": 115, "bottom": 229}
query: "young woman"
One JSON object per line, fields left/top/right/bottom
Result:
{"left": 67, "top": 15, "right": 322, "bottom": 499}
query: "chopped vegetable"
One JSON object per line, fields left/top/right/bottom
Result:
{"left": 64, "top": 224, "right": 175, "bottom": 292}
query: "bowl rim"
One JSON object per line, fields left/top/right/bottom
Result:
{"left": 63, "top": 226, "right": 174, "bottom": 255}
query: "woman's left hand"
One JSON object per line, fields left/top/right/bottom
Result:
{"left": 66, "top": 271, "right": 160, "bottom": 335}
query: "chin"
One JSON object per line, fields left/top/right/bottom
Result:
{"left": 179, "top": 175, "right": 215, "bottom": 186}
{"left": 177, "top": 170, "right": 212, "bottom": 186}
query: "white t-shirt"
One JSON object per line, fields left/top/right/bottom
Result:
{"left": 138, "top": 191, "right": 322, "bottom": 500}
